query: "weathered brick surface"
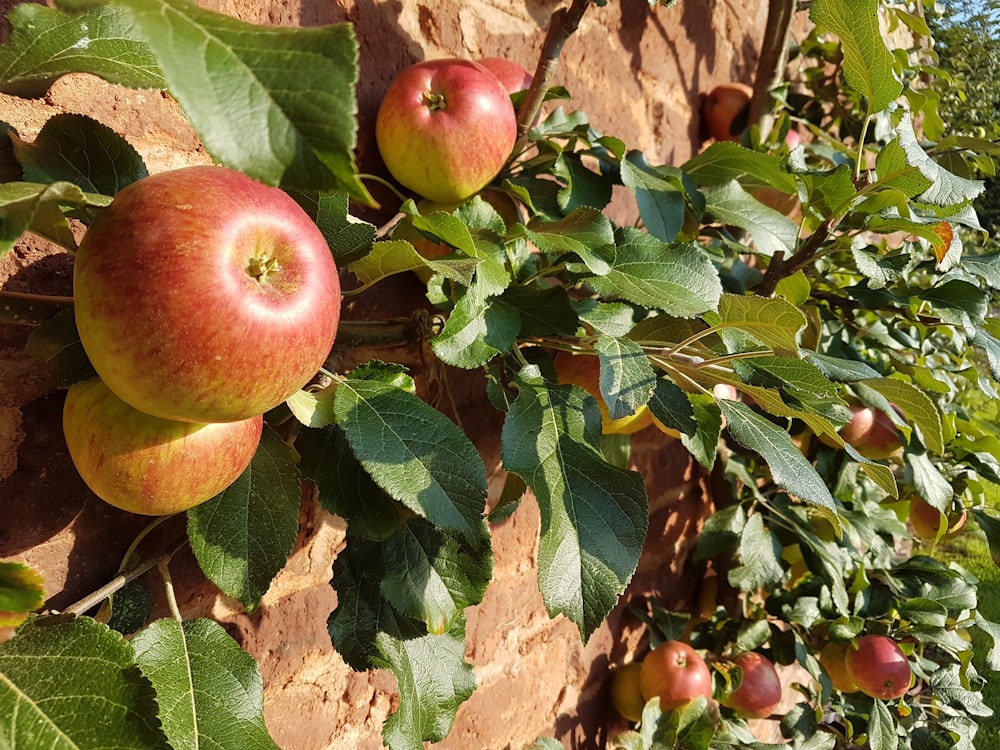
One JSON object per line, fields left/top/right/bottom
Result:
{"left": 0, "top": 1, "right": 775, "bottom": 746}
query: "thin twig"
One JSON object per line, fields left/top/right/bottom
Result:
{"left": 0, "top": 290, "right": 75, "bottom": 326}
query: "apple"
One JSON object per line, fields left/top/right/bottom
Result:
{"left": 552, "top": 351, "right": 652, "bottom": 435}
{"left": 701, "top": 83, "right": 752, "bottom": 142}
{"left": 610, "top": 662, "right": 646, "bottom": 722}
{"left": 785, "top": 129, "right": 801, "bottom": 149}
{"left": 477, "top": 57, "right": 534, "bottom": 94}
{"left": 73, "top": 165, "right": 341, "bottom": 424}
{"left": 909, "top": 496, "right": 967, "bottom": 540}
{"left": 376, "top": 59, "right": 518, "bottom": 203}
{"left": 845, "top": 635, "right": 912, "bottom": 700}
{"left": 838, "top": 403, "right": 903, "bottom": 460}
{"left": 639, "top": 640, "right": 713, "bottom": 710}
{"left": 818, "top": 641, "right": 858, "bottom": 693}
{"left": 63, "top": 378, "right": 262, "bottom": 515}
{"left": 721, "top": 652, "right": 782, "bottom": 719}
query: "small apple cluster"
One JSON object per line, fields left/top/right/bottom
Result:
{"left": 64, "top": 166, "right": 341, "bottom": 516}
{"left": 375, "top": 56, "right": 532, "bottom": 204}
{"left": 610, "top": 640, "right": 784, "bottom": 723}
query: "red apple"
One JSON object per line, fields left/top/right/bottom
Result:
{"left": 721, "top": 652, "right": 782, "bottom": 719}
{"left": 701, "top": 83, "right": 752, "bottom": 142}
{"left": 477, "top": 56, "right": 534, "bottom": 94}
{"left": 845, "top": 635, "right": 912, "bottom": 700}
{"left": 74, "top": 165, "right": 340, "bottom": 424}
{"left": 63, "top": 378, "right": 263, "bottom": 515}
{"left": 375, "top": 59, "right": 517, "bottom": 203}
{"left": 639, "top": 640, "right": 713, "bottom": 710}
{"left": 785, "top": 129, "right": 801, "bottom": 149}
{"left": 839, "top": 403, "right": 903, "bottom": 460}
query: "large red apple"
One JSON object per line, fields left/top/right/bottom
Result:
{"left": 845, "top": 635, "right": 912, "bottom": 700}
{"left": 477, "top": 56, "right": 534, "bottom": 94}
{"left": 639, "top": 640, "right": 713, "bottom": 710}
{"left": 63, "top": 378, "right": 263, "bottom": 515}
{"left": 721, "top": 652, "right": 782, "bottom": 719}
{"left": 375, "top": 59, "right": 517, "bottom": 203}
{"left": 74, "top": 165, "right": 341, "bottom": 424}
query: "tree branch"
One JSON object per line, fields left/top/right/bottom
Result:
{"left": 0, "top": 290, "right": 74, "bottom": 326}
{"left": 513, "top": 0, "right": 593, "bottom": 154}
{"left": 747, "top": 0, "right": 797, "bottom": 141}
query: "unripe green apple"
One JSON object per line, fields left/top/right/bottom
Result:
{"left": 376, "top": 59, "right": 518, "bottom": 203}
{"left": 63, "top": 378, "right": 262, "bottom": 515}
{"left": 74, "top": 166, "right": 341, "bottom": 424}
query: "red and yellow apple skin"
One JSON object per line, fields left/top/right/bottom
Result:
{"left": 375, "top": 59, "right": 517, "bottom": 203}
{"left": 721, "top": 652, "right": 782, "bottom": 719}
{"left": 845, "top": 635, "right": 912, "bottom": 700}
{"left": 553, "top": 351, "right": 652, "bottom": 435}
{"left": 63, "top": 379, "right": 263, "bottom": 515}
{"left": 73, "top": 165, "right": 341, "bottom": 424}
{"left": 701, "top": 83, "right": 752, "bottom": 142}
{"left": 477, "top": 57, "right": 534, "bottom": 94}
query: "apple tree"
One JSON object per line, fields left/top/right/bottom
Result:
{"left": 0, "top": 0, "right": 999, "bottom": 748}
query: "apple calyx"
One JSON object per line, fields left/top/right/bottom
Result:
{"left": 246, "top": 254, "right": 281, "bottom": 283}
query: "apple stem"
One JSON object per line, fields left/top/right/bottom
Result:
{"left": 513, "top": 0, "right": 593, "bottom": 153}
{"left": 159, "top": 557, "right": 183, "bottom": 623}
{"left": 0, "top": 290, "right": 75, "bottom": 326}
{"left": 421, "top": 91, "right": 447, "bottom": 112}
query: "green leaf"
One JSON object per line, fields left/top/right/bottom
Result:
{"left": 905, "top": 451, "right": 953, "bottom": 511}
{"left": 334, "top": 366, "right": 489, "bottom": 546}
{"left": 874, "top": 139, "right": 933, "bottom": 198}
{"left": 0, "top": 4, "right": 165, "bottom": 96}
{"left": 867, "top": 697, "right": 897, "bottom": 750}
{"left": 682, "top": 141, "right": 798, "bottom": 193}
{"left": 349, "top": 238, "right": 477, "bottom": 288}
{"left": 378, "top": 519, "right": 491, "bottom": 635}
{"left": 98, "top": 0, "right": 372, "bottom": 201}
{"left": 728, "top": 513, "right": 786, "bottom": 591}
{"left": 553, "top": 152, "right": 614, "bottom": 213}
{"left": 715, "top": 294, "right": 805, "bottom": 355}
{"left": 975, "top": 612, "right": 1000, "bottom": 672}
{"left": 296, "top": 191, "right": 375, "bottom": 266}
{"left": 646, "top": 376, "right": 697, "bottom": 437}
{"left": 23, "top": 308, "right": 97, "bottom": 388}
{"left": 431, "top": 287, "right": 521, "bottom": 369}
{"left": 131, "top": 618, "right": 279, "bottom": 750}
{"left": 586, "top": 227, "right": 722, "bottom": 317}
{"left": 0, "top": 615, "right": 169, "bottom": 749}
{"left": 857, "top": 377, "right": 943, "bottom": 454}
{"left": 595, "top": 335, "right": 656, "bottom": 420}
{"left": 894, "top": 112, "right": 985, "bottom": 207}
{"left": 720, "top": 400, "right": 835, "bottom": 509}
{"left": 298, "top": 424, "right": 406, "bottom": 541}
{"left": 501, "top": 366, "right": 648, "bottom": 640}
{"left": 522, "top": 207, "right": 615, "bottom": 275}
{"left": 11, "top": 113, "right": 148, "bottom": 197}
{"left": 0, "top": 181, "right": 111, "bottom": 256}
{"left": 327, "top": 546, "right": 475, "bottom": 748}
{"left": 920, "top": 279, "right": 988, "bottom": 331}
{"left": 187, "top": 428, "right": 302, "bottom": 610}
{"left": 501, "top": 286, "right": 580, "bottom": 337}
{"left": 620, "top": 151, "right": 689, "bottom": 243}
{"left": 803, "top": 351, "right": 880, "bottom": 382}
{"left": 0, "top": 562, "right": 44, "bottom": 628}
{"left": 702, "top": 180, "right": 799, "bottom": 257}
{"left": 810, "top": 0, "right": 902, "bottom": 113}
{"left": 285, "top": 388, "right": 336, "bottom": 428}
{"left": 680, "top": 393, "right": 723, "bottom": 470}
